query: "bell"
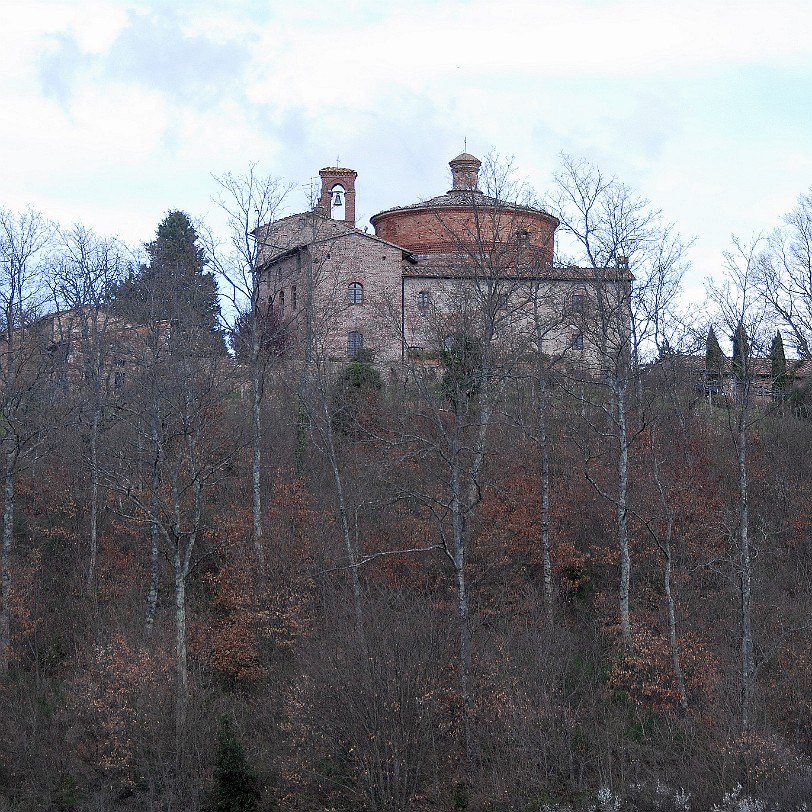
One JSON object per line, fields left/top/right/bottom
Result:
{"left": 332, "top": 190, "right": 343, "bottom": 206}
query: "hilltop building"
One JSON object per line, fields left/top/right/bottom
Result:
{"left": 256, "top": 152, "right": 631, "bottom": 369}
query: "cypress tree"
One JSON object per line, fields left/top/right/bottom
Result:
{"left": 771, "top": 330, "right": 788, "bottom": 392}
{"left": 732, "top": 322, "right": 750, "bottom": 383}
{"left": 705, "top": 326, "right": 725, "bottom": 381}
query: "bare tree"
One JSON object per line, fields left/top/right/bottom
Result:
{"left": 759, "top": 188, "right": 812, "bottom": 359}
{"left": 549, "top": 155, "right": 689, "bottom": 643}
{"left": 207, "top": 167, "right": 291, "bottom": 569}
{"left": 394, "top": 157, "right": 547, "bottom": 774}
{"left": 0, "top": 206, "right": 53, "bottom": 674}
{"left": 116, "top": 338, "right": 229, "bottom": 760}
{"left": 707, "top": 235, "right": 770, "bottom": 734}
{"left": 49, "top": 225, "right": 127, "bottom": 592}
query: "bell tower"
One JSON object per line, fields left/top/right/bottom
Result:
{"left": 319, "top": 166, "right": 358, "bottom": 225}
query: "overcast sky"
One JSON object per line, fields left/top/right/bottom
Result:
{"left": 2, "top": 0, "right": 811, "bottom": 303}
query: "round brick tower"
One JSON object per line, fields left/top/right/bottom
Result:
{"left": 370, "top": 152, "right": 558, "bottom": 266}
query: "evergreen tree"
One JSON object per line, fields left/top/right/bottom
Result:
{"left": 732, "top": 321, "right": 750, "bottom": 383}
{"left": 658, "top": 337, "right": 674, "bottom": 360}
{"left": 705, "top": 326, "right": 725, "bottom": 380}
{"left": 331, "top": 349, "right": 383, "bottom": 437}
{"left": 112, "top": 210, "right": 225, "bottom": 354}
{"left": 440, "top": 332, "right": 482, "bottom": 413}
{"left": 210, "top": 717, "right": 260, "bottom": 812}
{"left": 770, "top": 330, "right": 788, "bottom": 391}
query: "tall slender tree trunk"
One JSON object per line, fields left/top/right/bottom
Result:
{"left": 320, "top": 379, "right": 364, "bottom": 639}
{"left": 449, "top": 428, "right": 474, "bottom": 776}
{"left": 295, "top": 248, "right": 314, "bottom": 474}
{"left": 662, "top": 516, "right": 689, "bottom": 712}
{"left": 87, "top": 409, "right": 100, "bottom": 593}
{"left": 650, "top": 432, "right": 689, "bottom": 713}
{"left": 250, "top": 315, "right": 265, "bottom": 569}
{"left": 144, "top": 420, "right": 161, "bottom": 638}
{"left": 537, "top": 372, "right": 553, "bottom": 620}
{"left": 0, "top": 447, "right": 16, "bottom": 676}
{"left": 173, "top": 547, "right": 189, "bottom": 759}
{"left": 615, "top": 377, "right": 631, "bottom": 643}
{"left": 453, "top": 356, "right": 494, "bottom": 777}
{"left": 737, "top": 388, "right": 753, "bottom": 733}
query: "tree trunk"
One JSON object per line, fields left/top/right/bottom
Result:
{"left": 663, "top": 516, "right": 689, "bottom": 712}
{"left": 144, "top": 420, "right": 161, "bottom": 638}
{"left": 173, "top": 547, "right": 189, "bottom": 759}
{"left": 87, "top": 408, "right": 100, "bottom": 593}
{"left": 295, "top": 247, "right": 314, "bottom": 473}
{"left": 615, "top": 377, "right": 632, "bottom": 643}
{"left": 449, "top": 428, "right": 475, "bottom": 775}
{"left": 321, "top": 380, "right": 364, "bottom": 639}
{"left": 737, "top": 385, "right": 753, "bottom": 733}
{"left": 250, "top": 309, "right": 265, "bottom": 569}
{"left": 0, "top": 447, "right": 16, "bottom": 675}
{"left": 537, "top": 372, "right": 553, "bottom": 620}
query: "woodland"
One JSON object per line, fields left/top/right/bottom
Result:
{"left": 0, "top": 160, "right": 811, "bottom": 812}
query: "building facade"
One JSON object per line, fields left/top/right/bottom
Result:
{"left": 257, "top": 153, "right": 631, "bottom": 370}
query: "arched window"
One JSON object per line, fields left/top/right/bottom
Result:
{"left": 348, "top": 331, "right": 363, "bottom": 357}
{"left": 347, "top": 282, "right": 364, "bottom": 305}
{"left": 417, "top": 290, "right": 430, "bottom": 310}
{"left": 570, "top": 290, "right": 587, "bottom": 314}
{"left": 279, "top": 289, "right": 285, "bottom": 314}
{"left": 330, "top": 184, "right": 346, "bottom": 220}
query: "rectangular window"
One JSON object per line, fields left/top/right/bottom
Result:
{"left": 417, "top": 290, "right": 430, "bottom": 309}
{"left": 348, "top": 330, "right": 363, "bottom": 357}
{"left": 291, "top": 285, "right": 297, "bottom": 310}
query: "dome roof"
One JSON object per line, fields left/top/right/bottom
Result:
{"left": 450, "top": 152, "right": 481, "bottom": 164}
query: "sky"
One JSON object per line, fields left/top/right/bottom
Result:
{"left": 2, "top": 0, "right": 812, "bottom": 305}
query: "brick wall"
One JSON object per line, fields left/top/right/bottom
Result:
{"left": 372, "top": 204, "right": 556, "bottom": 265}
{"left": 258, "top": 217, "right": 407, "bottom": 365}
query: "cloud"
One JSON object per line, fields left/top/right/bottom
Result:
{"left": 38, "top": 8, "right": 252, "bottom": 110}
{"left": 106, "top": 11, "right": 251, "bottom": 103}
{"left": 38, "top": 32, "right": 86, "bottom": 104}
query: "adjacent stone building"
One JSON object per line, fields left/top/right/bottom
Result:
{"left": 257, "top": 152, "right": 631, "bottom": 370}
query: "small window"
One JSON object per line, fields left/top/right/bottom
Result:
{"left": 348, "top": 330, "right": 364, "bottom": 357}
{"left": 279, "top": 290, "right": 285, "bottom": 314}
{"left": 571, "top": 291, "right": 586, "bottom": 314}
{"left": 291, "top": 285, "right": 297, "bottom": 311}
{"left": 417, "top": 290, "right": 430, "bottom": 309}
{"left": 348, "top": 282, "right": 364, "bottom": 305}
{"left": 572, "top": 332, "right": 584, "bottom": 352}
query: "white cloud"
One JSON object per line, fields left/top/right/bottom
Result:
{"left": 0, "top": 0, "right": 810, "bottom": 301}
